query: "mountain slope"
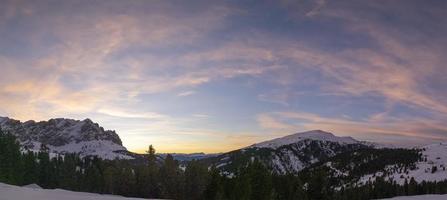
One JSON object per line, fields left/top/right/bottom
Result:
{"left": 298, "top": 147, "right": 422, "bottom": 190}
{"left": 357, "top": 143, "right": 447, "bottom": 185}
{"left": 204, "top": 130, "right": 373, "bottom": 174}
{"left": 0, "top": 117, "right": 134, "bottom": 160}
{"left": 295, "top": 143, "right": 447, "bottom": 189}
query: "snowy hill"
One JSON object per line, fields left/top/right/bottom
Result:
{"left": 358, "top": 143, "right": 447, "bottom": 186}
{"left": 0, "top": 182, "right": 159, "bottom": 200}
{"left": 0, "top": 117, "right": 134, "bottom": 160}
{"left": 249, "top": 130, "right": 359, "bottom": 149}
{"left": 292, "top": 142, "right": 447, "bottom": 190}
{"left": 204, "top": 130, "right": 372, "bottom": 174}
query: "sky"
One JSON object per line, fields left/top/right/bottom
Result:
{"left": 1, "top": 0, "right": 447, "bottom": 153}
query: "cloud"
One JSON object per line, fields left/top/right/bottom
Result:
{"left": 97, "top": 107, "right": 167, "bottom": 120}
{"left": 0, "top": 0, "right": 239, "bottom": 119}
{"left": 177, "top": 90, "right": 196, "bottom": 97}
{"left": 257, "top": 111, "right": 447, "bottom": 146}
{"left": 1, "top": 0, "right": 447, "bottom": 151}
{"left": 257, "top": 113, "right": 295, "bottom": 131}
{"left": 192, "top": 114, "right": 210, "bottom": 118}
{"left": 305, "top": 0, "right": 326, "bottom": 17}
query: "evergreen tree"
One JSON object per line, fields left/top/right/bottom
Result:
{"left": 307, "top": 169, "right": 329, "bottom": 200}
{"left": 245, "top": 160, "right": 273, "bottom": 200}
{"left": 408, "top": 177, "right": 417, "bottom": 195}
{"left": 204, "top": 167, "right": 224, "bottom": 200}
{"left": 103, "top": 165, "right": 119, "bottom": 194}
{"left": 273, "top": 174, "right": 307, "bottom": 200}
{"left": 0, "top": 131, "right": 23, "bottom": 185}
{"left": 231, "top": 171, "right": 251, "bottom": 200}
{"left": 184, "top": 160, "right": 208, "bottom": 200}
{"left": 59, "top": 154, "right": 79, "bottom": 190}
{"left": 160, "top": 154, "right": 182, "bottom": 199}
{"left": 22, "top": 151, "right": 38, "bottom": 185}
{"left": 37, "top": 144, "right": 52, "bottom": 188}
{"left": 117, "top": 166, "right": 137, "bottom": 196}
{"left": 82, "top": 157, "right": 103, "bottom": 193}
{"left": 146, "top": 145, "right": 160, "bottom": 198}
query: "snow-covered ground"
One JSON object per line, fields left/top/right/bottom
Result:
{"left": 359, "top": 143, "right": 447, "bottom": 185}
{"left": 379, "top": 194, "right": 447, "bottom": 200}
{"left": 48, "top": 140, "right": 134, "bottom": 160}
{"left": 0, "top": 182, "right": 157, "bottom": 200}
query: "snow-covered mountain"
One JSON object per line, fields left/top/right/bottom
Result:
{"left": 204, "top": 130, "right": 373, "bottom": 174}
{"left": 248, "top": 130, "right": 360, "bottom": 149}
{"left": 0, "top": 117, "right": 134, "bottom": 160}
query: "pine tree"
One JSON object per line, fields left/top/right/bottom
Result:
{"left": 82, "top": 157, "right": 103, "bottom": 193}
{"left": 184, "top": 160, "right": 208, "bottom": 200}
{"left": 160, "top": 154, "right": 182, "bottom": 199}
{"left": 308, "top": 169, "right": 329, "bottom": 200}
{"left": 59, "top": 154, "right": 79, "bottom": 190}
{"left": 408, "top": 177, "right": 417, "bottom": 195}
{"left": 117, "top": 166, "right": 137, "bottom": 196}
{"left": 146, "top": 144, "right": 160, "bottom": 198}
{"left": 231, "top": 172, "right": 251, "bottom": 200}
{"left": 204, "top": 167, "right": 224, "bottom": 200}
{"left": 22, "top": 151, "right": 38, "bottom": 185}
{"left": 103, "top": 165, "right": 118, "bottom": 194}
{"left": 273, "top": 174, "right": 307, "bottom": 200}
{"left": 246, "top": 160, "right": 273, "bottom": 200}
{"left": 37, "top": 144, "right": 52, "bottom": 188}
{"left": 0, "top": 131, "right": 23, "bottom": 185}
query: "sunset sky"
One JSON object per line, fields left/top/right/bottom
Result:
{"left": 1, "top": 0, "right": 447, "bottom": 153}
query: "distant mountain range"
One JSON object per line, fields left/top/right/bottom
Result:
{"left": 2, "top": 116, "right": 447, "bottom": 186}
{"left": 158, "top": 152, "right": 221, "bottom": 161}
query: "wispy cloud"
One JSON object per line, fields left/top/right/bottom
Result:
{"left": 177, "top": 90, "right": 196, "bottom": 97}
{"left": 192, "top": 114, "right": 210, "bottom": 118}
{"left": 257, "top": 111, "right": 447, "bottom": 146}
{"left": 97, "top": 107, "right": 167, "bottom": 120}
{"left": 1, "top": 0, "right": 446, "bottom": 152}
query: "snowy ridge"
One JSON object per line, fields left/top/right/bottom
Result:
{"left": 0, "top": 116, "right": 133, "bottom": 160}
{"left": 48, "top": 140, "right": 133, "bottom": 160}
{"left": 359, "top": 143, "right": 447, "bottom": 186}
{"left": 248, "top": 130, "right": 360, "bottom": 149}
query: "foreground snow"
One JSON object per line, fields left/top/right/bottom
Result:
{"left": 0, "top": 182, "right": 156, "bottom": 200}
{"left": 380, "top": 194, "right": 447, "bottom": 200}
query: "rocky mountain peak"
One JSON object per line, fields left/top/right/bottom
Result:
{"left": 0, "top": 116, "right": 131, "bottom": 160}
